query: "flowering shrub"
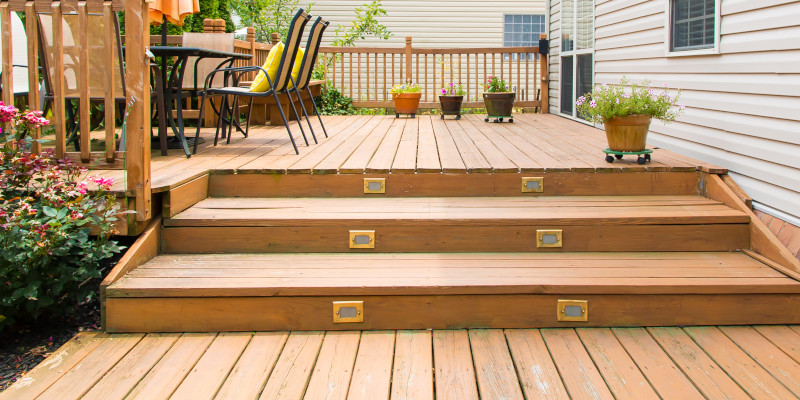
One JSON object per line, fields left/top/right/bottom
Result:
{"left": 440, "top": 82, "right": 466, "bottom": 96}
{"left": 576, "top": 78, "right": 684, "bottom": 124}
{"left": 390, "top": 82, "right": 421, "bottom": 94}
{"left": 485, "top": 76, "right": 510, "bottom": 93}
{"left": 0, "top": 102, "right": 124, "bottom": 332}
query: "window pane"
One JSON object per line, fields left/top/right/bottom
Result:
{"left": 671, "top": 0, "right": 714, "bottom": 50}
{"left": 576, "top": 54, "right": 593, "bottom": 120}
{"left": 561, "top": 0, "right": 574, "bottom": 52}
{"left": 576, "top": 0, "right": 593, "bottom": 50}
{"left": 561, "top": 56, "right": 574, "bottom": 114}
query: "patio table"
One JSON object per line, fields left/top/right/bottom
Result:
{"left": 150, "top": 46, "right": 252, "bottom": 157}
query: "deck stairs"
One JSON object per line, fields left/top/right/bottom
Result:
{"left": 104, "top": 171, "right": 800, "bottom": 332}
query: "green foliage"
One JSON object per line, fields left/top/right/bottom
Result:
{"left": 119, "top": 0, "right": 234, "bottom": 36}
{"left": 230, "top": 0, "right": 312, "bottom": 43}
{"left": 331, "top": 1, "right": 391, "bottom": 47}
{"left": 441, "top": 83, "right": 466, "bottom": 96}
{"left": 485, "top": 76, "right": 510, "bottom": 93}
{"left": 0, "top": 103, "right": 124, "bottom": 332}
{"left": 314, "top": 86, "right": 356, "bottom": 115}
{"left": 390, "top": 82, "right": 421, "bottom": 94}
{"left": 576, "top": 78, "right": 684, "bottom": 124}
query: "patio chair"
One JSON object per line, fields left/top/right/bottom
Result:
{"left": 180, "top": 32, "right": 236, "bottom": 127}
{"left": 287, "top": 16, "right": 330, "bottom": 141}
{"left": 37, "top": 12, "right": 164, "bottom": 151}
{"left": 192, "top": 8, "right": 311, "bottom": 154}
{"left": 0, "top": 11, "right": 40, "bottom": 104}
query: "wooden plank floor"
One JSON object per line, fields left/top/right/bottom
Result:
{"left": 90, "top": 114, "right": 719, "bottom": 195}
{"left": 6, "top": 326, "right": 800, "bottom": 400}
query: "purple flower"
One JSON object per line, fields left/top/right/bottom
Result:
{"left": 590, "top": 100, "right": 597, "bottom": 108}
{"left": 441, "top": 89, "right": 447, "bottom": 95}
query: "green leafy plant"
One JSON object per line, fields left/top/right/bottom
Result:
{"left": 331, "top": 0, "right": 391, "bottom": 47}
{"left": 576, "top": 78, "right": 684, "bottom": 124}
{"left": 0, "top": 102, "right": 125, "bottom": 332}
{"left": 230, "top": 0, "right": 307, "bottom": 42}
{"left": 390, "top": 82, "right": 421, "bottom": 95}
{"left": 485, "top": 76, "right": 510, "bottom": 93}
{"left": 314, "top": 86, "right": 356, "bottom": 115}
{"left": 440, "top": 82, "right": 466, "bottom": 96}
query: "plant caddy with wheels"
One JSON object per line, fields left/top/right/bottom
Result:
{"left": 482, "top": 76, "right": 515, "bottom": 123}
{"left": 576, "top": 78, "right": 684, "bottom": 164}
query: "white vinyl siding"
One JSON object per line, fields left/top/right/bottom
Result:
{"left": 564, "top": 0, "right": 800, "bottom": 219}
{"left": 297, "top": 0, "right": 546, "bottom": 48}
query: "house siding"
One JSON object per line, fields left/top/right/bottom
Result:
{"left": 555, "top": 0, "right": 800, "bottom": 219}
{"left": 297, "top": 0, "right": 546, "bottom": 48}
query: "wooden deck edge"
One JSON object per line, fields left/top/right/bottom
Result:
{"left": 163, "top": 173, "right": 209, "bottom": 218}
{"left": 100, "top": 215, "right": 162, "bottom": 331}
{"left": 704, "top": 173, "right": 800, "bottom": 279}
{"left": 104, "top": 294, "right": 800, "bottom": 332}
{"left": 722, "top": 174, "right": 754, "bottom": 210}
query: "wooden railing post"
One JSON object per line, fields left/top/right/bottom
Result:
{"left": 125, "top": 0, "right": 152, "bottom": 221}
{"left": 25, "top": 1, "right": 41, "bottom": 153}
{"left": 0, "top": 2, "right": 13, "bottom": 129}
{"left": 539, "top": 33, "right": 549, "bottom": 114}
{"left": 247, "top": 27, "right": 256, "bottom": 65}
{"left": 405, "top": 36, "right": 412, "bottom": 83}
{"left": 271, "top": 32, "right": 280, "bottom": 45}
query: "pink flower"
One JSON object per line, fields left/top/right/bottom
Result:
{"left": 590, "top": 100, "right": 597, "bottom": 108}
{"left": 441, "top": 88, "right": 447, "bottom": 95}
{"left": 0, "top": 102, "right": 19, "bottom": 123}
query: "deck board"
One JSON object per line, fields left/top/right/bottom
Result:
{"left": 9, "top": 326, "right": 800, "bottom": 400}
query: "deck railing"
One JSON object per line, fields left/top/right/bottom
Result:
{"left": 2, "top": 0, "right": 151, "bottom": 222}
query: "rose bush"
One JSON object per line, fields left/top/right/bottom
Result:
{"left": 0, "top": 102, "right": 124, "bottom": 332}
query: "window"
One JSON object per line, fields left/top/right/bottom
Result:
{"left": 560, "top": 0, "right": 593, "bottom": 120}
{"left": 671, "top": 0, "right": 715, "bottom": 51}
{"left": 504, "top": 14, "right": 545, "bottom": 60}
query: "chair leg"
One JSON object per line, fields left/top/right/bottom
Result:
{"left": 226, "top": 95, "right": 238, "bottom": 144}
{"left": 294, "top": 88, "right": 317, "bottom": 144}
{"left": 272, "top": 91, "right": 299, "bottom": 155}
{"left": 244, "top": 97, "right": 254, "bottom": 138}
{"left": 214, "top": 95, "right": 227, "bottom": 147}
{"left": 193, "top": 92, "right": 209, "bottom": 155}
{"left": 284, "top": 90, "right": 309, "bottom": 146}
{"left": 307, "top": 87, "right": 328, "bottom": 138}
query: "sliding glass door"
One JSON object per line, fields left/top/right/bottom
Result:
{"left": 560, "top": 0, "right": 593, "bottom": 119}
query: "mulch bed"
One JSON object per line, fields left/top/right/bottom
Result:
{"left": 0, "top": 235, "right": 136, "bottom": 392}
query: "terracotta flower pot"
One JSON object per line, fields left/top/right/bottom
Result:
{"left": 439, "top": 95, "right": 463, "bottom": 119}
{"left": 483, "top": 92, "right": 515, "bottom": 117}
{"left": 392, "top": 92, "right": 422, "bottom": 117}
{"left": 603, "top": 114, "right": 652, "bottom": 152}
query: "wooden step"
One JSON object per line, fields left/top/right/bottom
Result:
{"left": 207, "top": 171, "right": 701, "bottom": 198}
{"left": 162, "top": 196, "right": 750, "bottom": 253}
{"left": 104, "top": 252, "right": 800, "bottom": 332}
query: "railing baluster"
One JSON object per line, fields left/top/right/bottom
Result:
{"left": 103, "top": 1, "right": 116, "bottom": 162}
{"left": 374, "top": 53, "right": 378, "bottom": 101}
{"left": 383, "top": 53, "right": 387, "bottom": 101}
{"left": 78, "top": 1, "right": 90, "bottom": 162}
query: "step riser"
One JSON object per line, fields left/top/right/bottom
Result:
{"left": 162, "top": 224, "right": 749, "bottom": 253}
{"left": 104, "top": 294, "right": 800, "bottom": 332}
{"left": 208, "top": 172, "right": 700, "bottom": 197}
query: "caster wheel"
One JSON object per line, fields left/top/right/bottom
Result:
{"left": 605, "top": 155, "right": 615, "bottom": 163}
{"left": 395, "top": 113, "right": 399, "bottom": 118}
{"left": 456, "top": 115, "right": 461, "bottom": 120}
{"left": 615, "top": 154, "right": 623, "bottom": 160}
{"left": 637, "top": 156, "right": 647, "bottom": 165}
{"left": 411, "top": 114, "right": 416, "bottom": 118}
{"left": 441, "top": 115, "right": 444, "bottom": 119}
{"left": 499, "top": 118, "right": 504, "bottom": 122}
{"left": 645, "top": 154, "right": 651, "bottom": 162}
{"left": 509, "top": 118, "right": 513, "bottom": 123}
{"left": 485, "top": 118, "right": 489, "bottom": 122}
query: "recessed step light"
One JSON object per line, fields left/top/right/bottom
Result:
{"left": 521, "top": 177, "right": 544, "bottom": 193}
{"left": 557, "top": 299, "right": 588, "bottom": 322}
{"left": 349, "top": 230, "right": 375, "bottom": 249}
{"left": 537, "top": 229, "right": 563, "bottom": 248}
{"left": 333, "top": 301, "right": 364, "bottom": 323}
{"left": 363, "top": 178, "right": 386, "bottom": 194}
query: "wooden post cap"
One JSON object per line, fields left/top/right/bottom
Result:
{"left": 203, "top": 18, "right": 214, "bottom": 33}
{"left": 271, "top": 32, "right": 280, "bottom": 44}
{"left": 539, "top": 33, "right": 547, "bottom": 39}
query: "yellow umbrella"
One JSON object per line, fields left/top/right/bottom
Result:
{"left": 149, "top": 0, "right": 200, "bottom": 27}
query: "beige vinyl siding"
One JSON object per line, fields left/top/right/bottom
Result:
{"left": 570, "top": 0, "right": 800, "bottom": 219}
{"left": 297, "top": 1, "right": 546, "bottom": 48}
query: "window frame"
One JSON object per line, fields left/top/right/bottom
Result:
{"left": 558, "top": 0, "right": 595, "bottom": 122}
{"left": 502, "top": 13, "right": 546, "bottom": 61}
{"left": 664, "top": 0, "right": 721, "bottom": 57}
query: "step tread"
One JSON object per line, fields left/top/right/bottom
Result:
{"left": 106, "top": 252, "right": 800, "bottom": 297}
{"left": 164, "top": 196, "right": 750, "bottom": 227}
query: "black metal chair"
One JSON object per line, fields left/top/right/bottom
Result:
{"left": 193, "top": 9, "right": 311, "bottom": 154}
{"left": 287, "top": 16, "right": 330, "bottom": 142}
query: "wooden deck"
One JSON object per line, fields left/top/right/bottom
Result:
{"left": 6, "top": 326, "right": 800, "bottom": 400}
{"left": 95, "top": 113, "right": 721, "bottom": 196}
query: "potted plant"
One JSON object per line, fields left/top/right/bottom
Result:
{"left": 483, "top": 76, "right": 515, "bottom": 123}
{"left": 391, "top": 82, "right": 422, "bottom": 118}
{"left": 439, "top": 82, "right": 466, "bottom": 120}
{"left": 576, "top": 78, "right": 684, "bottom": 163}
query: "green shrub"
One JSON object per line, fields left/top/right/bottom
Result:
{"left": 0, "top": 102, "right": 124, "bottom": 332}
{"left": 315, "top": 86, "right": 356, "bottom": 115}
